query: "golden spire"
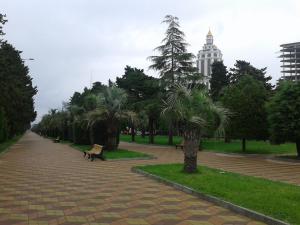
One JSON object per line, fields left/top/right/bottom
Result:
{"left": 207, "top": 28, "right": 212, "bottom": 36}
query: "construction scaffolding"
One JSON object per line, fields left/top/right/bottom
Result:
{"left": 279, "top": 42, "right": 300, "bottom": 81}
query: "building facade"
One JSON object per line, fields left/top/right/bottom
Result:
{"left": 197, "top": 29, "right": 223, "bottom": 88}
{"left": 279, "top": 42, "right": 300, "bottom": 81}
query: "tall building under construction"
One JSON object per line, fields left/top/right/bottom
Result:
{"left": 279, "top": 42, "right": 300, "bottom": 81}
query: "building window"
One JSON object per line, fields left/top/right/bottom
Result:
{"left": 214, "top": 53, "right": 217, "bottom": 57}
{"left": 207, "top": 59, "right": 211, "bottom": 74}
{"left": 208, "top": 53, "right": 211, "bottom": 57}
{"left": 202, "top": 54, "right": 205, "bottom": 58}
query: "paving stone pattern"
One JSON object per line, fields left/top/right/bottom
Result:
{"left": 120, "top": 142, "right": 300, "bottom": 186}
{"left": 0, "top": 132, "right": 265, "bottom": 225}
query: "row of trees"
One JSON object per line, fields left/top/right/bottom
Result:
{"left": 33, "top": 15, "right": 227, "bottom": 173}
{"left": 0, "top": 13, "right": 37, "bottom": 142}
{"left": 210, "top": 60, "right": 300, "bottom": 156}
{"left": 34, "top": 15, "right": 300, "bottom": 173}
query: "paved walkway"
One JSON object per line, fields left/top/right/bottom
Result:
{"left": 0, "top": 132, "right": 264, "bottom": 225}
{"left": 120, "top": 142, "right": 300, "bottom": 186}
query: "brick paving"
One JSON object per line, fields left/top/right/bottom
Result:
{"left": 120, "top": 142, "right": 300, "bottom": 186}
{"left": 0, "top": 132, "right": 265, "bottom": 225}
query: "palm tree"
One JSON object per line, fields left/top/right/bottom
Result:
{"left": 162, "top": 83, "right": 229, "bottom": 173}
{"left": 86, "top": 85, "right": 128, "bottom": 151}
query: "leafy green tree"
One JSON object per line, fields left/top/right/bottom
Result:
{"left": 0, "top": 15, "right": 37, "bottom": 138}
{"left": 210, "top": 61, "right": 229, "bottom": 101}
{"left": 221, "top": 76, "right": 268, "bottom": 151}
{"left": 267, "top": 81, "right": 300, "bottom": 157}
{"left": 116, "top": 66, "right": 162, "bottom": 143}
{"left": 229, "top": 60, "right": 273, "bottom": 91}
{"left": 90, "top": 82, "right": 106, "bottom": 94}
{"left": 70, "top": 92, "right": 82, "bottom": 106}
{"left": 162, "top": 84, "right": 228, "bottom": 173}
{"left": 0, "top": 108, "right": 8, "bottom": 142}
{"left": 116, "top": 66, "right": 159, "bottom": 107}
{"left": 86, "top": 85, "right": 128, "bottom": 150}
{"left": 0, "top": 42, "right": 37, "bottom": 137}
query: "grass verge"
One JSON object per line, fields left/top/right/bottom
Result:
{"left": 120, "top": 135, "right": 182, "bottom": 146}
{"left": 202, "top": 139, "right": 296, "bottom": 155}
{"left": 137, "top": 164, "right": 300, "bottom": 225}
{"left": 121, "top": 135, "right": 296, "bottom": 155}
{"left": 0, "top": 135, "right": 22, "bottom": 155}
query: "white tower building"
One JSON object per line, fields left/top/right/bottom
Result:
{"left": 197, "top": 29, "right": 223, "bottom": 88}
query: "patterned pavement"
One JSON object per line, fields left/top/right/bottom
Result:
{"left": 120, "top": 142, "right": 300, "bottom": 186}
{"left": 0, "top": 132, "right": 265, "bottom": 225}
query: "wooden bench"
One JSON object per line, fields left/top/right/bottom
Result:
{"left": 175, "top": 140, "right": 184, "bottom": 149}
{"left": 83, "top": 144, "right": 105, "bottom": 161}
{"left": 54, "top": 137, "right": 60, "bottom": 143}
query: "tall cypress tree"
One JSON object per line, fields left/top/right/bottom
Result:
{"left": 148, "top": 15, "right": 195, "bottom": 87}
{"left": 148, "top": 15, "right": 196, "bottom": 145}
{"left": 210, "top": 61, "right": 229, "bottom": 101}
{"left": 0, "top": 13, "right": 7, "bottom": 42}
{"left": 0, "top": 14, "right": 37, "bottom": 138}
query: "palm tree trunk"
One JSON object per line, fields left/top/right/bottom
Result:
{"left": 141, "top": 129, "right": 145, "bottom": 138}
{"left": 149, "top": 117, "right": 154, "bottom": 144}
{"left": 183, "top": 131, "right": 199, "bottom": 173}
{"left": 224, "top": 133, "right": 231, "bottom": 143}
{"left": 296, "top": 140, "right": 300, "bottom": 158}
{"left": 106, "top": 135, "right": 117, "bottom": 151}
{"left": 168, "top": 122, "right": 173, "bottom": 145}
{"left": 89, "top": 126, "right": 94, "bottom": 145}
{"left": 242, "top": 138, "right": 246, "bottom": 152}
{"left": 106, "top": 122, "right": 118, "bottom": 151}
{"left": 131, "top": 125, "right": 135, "bottom": 142}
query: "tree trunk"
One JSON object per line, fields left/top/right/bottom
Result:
{"left": 168, "top": 122, "right": 173, "bottom": 145}
{"left": 106, "top": 135, "right": 117, "bottom": 151}
{"left": 224, "top": 134, "right": 231, "bottom": 143}
{"left": 106, "top": 122, "right": 118, "bottom": 151}
{"left": 199, "top": 140, "right": 202, "bottom": 151}
{"left": 141, "top": 129, "right": 145, "bottom": 138}
{"left": 149, "top": 117, "right": 154, "bottom": 144}
{"left": 89, "top": 126, "right": 94, "bottom": 145}
{"left": 171, "top": 45, "right": 174, "bottom": 84}
{"left": 296, "top": 140, "right": 300, "bottom": 158}
{"left": 242, "top": 138, "right": 246, "bottom": 152}
{"left": 131, "top": 125, "right": 135, "bottom": 142}
{"left": 183, "top": 131, "right": 199, "bottom": 173}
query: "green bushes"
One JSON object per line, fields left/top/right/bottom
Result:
{"left": 0, "top": 108, "right": 8, "bottom": 142}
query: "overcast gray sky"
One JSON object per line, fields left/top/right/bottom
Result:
{"left": 1, "top": 0, "right": 299, "bottom": 122}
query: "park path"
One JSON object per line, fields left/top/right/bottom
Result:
{"left": 120, "top": 142, "right": 300, "bottom": 186}
{"left": 0, "top": 132, "right": 264, "bottom": 225}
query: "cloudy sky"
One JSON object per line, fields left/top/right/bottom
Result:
{"left": 1, "top": 0, "right": 300, "bottom": 122}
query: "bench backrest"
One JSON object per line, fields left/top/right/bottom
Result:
{"left": 92, "top": 144, "right": 103, "bottom": 154}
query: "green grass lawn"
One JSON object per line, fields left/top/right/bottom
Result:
{"left": 202, "top": 139, "right": 296, "bottom": 155}
{"left": 121, "top": 134, "right": 296, "bottom": 155}
{"left": 120, "top": 134, "right": 182, "bottom": 146}
{"left": 0, "top": 135, "right": 22, "bottom": 154}
{"left": 138, "top": 164, "right": 300, "bottom": 225}
{"left": 67, "top": 142, "right": 151, "bottom": 160}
